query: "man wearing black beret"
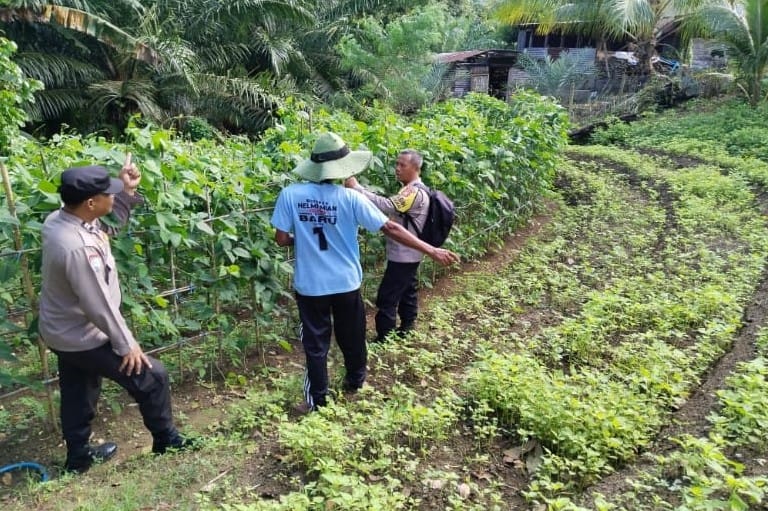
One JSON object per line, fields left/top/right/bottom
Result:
{"left": 39, "top": 154, "right": 191, "bottom": 473}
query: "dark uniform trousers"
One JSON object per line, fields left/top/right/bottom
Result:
{"left": 375, "top": 261, "right": 421, "bottom": 341}
{"left": 54, "top": 342, "right": 176, "bottom": 448}
{"left": 296, "top": 289, "right": 367, "bottom": 408}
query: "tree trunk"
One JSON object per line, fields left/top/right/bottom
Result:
{"left": 637, "top": 40, "right": 656, "bottom": 76}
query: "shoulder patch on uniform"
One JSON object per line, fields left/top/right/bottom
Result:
{"left": 86, "top": 248, "right": 104, "bottom": 274}
{"left": 391, "top": 186, "right": 417, "bottom": 213}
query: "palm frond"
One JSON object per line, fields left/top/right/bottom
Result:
{"left": 55, "top": 0, "right": 147, "bottom": 19}
{"left": 608, "top": 0, "right": 656, "bottom": 39}
{"left": 348, "top": 66, "right": 387, "bottom": 95}
{"left": 519, "top": 50, "right": 595, "bottom": 98}
{"left": 226, "top": 0, "right": 314, "bottom": 28}
{"left": 246, "top": 31, "right": 299, "bottom": 76}
{"left": 195, "top": 43, "right": 252, "bottom": 72}
{"left": 308, "top": 67, "right": 341, "bottom": 100}
{"left": 194, "top": 73, "right": 283, "bottom": 110}
{"left": 494, "top": 0, "right": 560, "bottom": 29}
{"left": 88, "top": 79, "right": 163, "bottom": 121}
{"left": 689, "top": 5, "right": 750, "bottom": 40}
{"left": 0, "top": 5, "right": 157, "bottom": 64}
{"left": 15, "top": 51, "right": 104, "bottom": 87}
{"left": 144, "top": 37, "right": 201, "bottom": 87}
{"left": 420, "top": 61, "right": 451, "bottom": 103}
{"left": 164, "top": 71, "right": 293, "bottom": 131}
{"left": 164, "top": 0, "right": 313, "bottom": 34}
{"left": 25, "top": 88, "right": 89, "bottom": 121}
{"left": 691, "top": 5, "right": 757, "bottom": 63}
{"left": 318, "top": 0, "right": 413, "bottom": 21}
{"left": 196, "top": 94, "right": 273, "bottom": 132}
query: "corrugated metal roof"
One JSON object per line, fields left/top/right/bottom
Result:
{"left": 435, "top": 50, "right": 487, "bottom": 64}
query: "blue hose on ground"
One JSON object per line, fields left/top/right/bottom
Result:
{"left": 0, "top": 461, "right": 49, "bottom": 482}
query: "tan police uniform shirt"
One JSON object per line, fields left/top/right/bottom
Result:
{"left": 39, "top": 194, "right": 140, "bottom": 355}
{"left": 353, "top": 179, "right": 429, "bottom": 263}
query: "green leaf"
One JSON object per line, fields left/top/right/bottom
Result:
{"left": 37, "top": 180, "right": 58, "bottom": 193}
{"left": 0, "top": 207, "right": 19, "bottom": 225}
{"left": 0, "top": 257, "right": 19, "bottom": 282}
{"left": 155, "top": 211, "right": 181, "bottom": 229}
{"left": 195, "top": 220, "right": 215, "bottom": 235}
{"left": 0, "top": 339, "right": 16, "bottom": 361}
{"left": 26, "top": 315, "right": 39, "bottom": 343}
{"left": 232, "top": 247, "right": 251, "bottom": 259}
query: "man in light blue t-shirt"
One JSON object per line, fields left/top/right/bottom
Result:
{"left": 271, "top": 132, "right": 459, "bottom": 412}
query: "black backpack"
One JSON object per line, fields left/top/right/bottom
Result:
{"left": 403, "top": 184, "right": 455, "bottom": 247}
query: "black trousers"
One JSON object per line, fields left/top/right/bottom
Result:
{"left": 295, "top": 289, "right": 367, "bottom": 408}
{"left": 54, "top": 342, "right": 176, "bottom": 449}
{"left": 375, "top": 261, "right": 421, "bottom": 341}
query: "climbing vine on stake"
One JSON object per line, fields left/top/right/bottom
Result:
{"left": 0, "top": 37, "right": 57, "bottom": 428}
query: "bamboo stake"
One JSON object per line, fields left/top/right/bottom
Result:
{"left": 0, "top": 161, "right": 58, "bottom": 431}
{"left": 203, "top": 186, "right": 224, "bottom": 371}
{"left": 205, "top": 187, "right": 220, "bottom": 316}
{"left": 162, "top": 178, "right": 183, "bottom": 382}
{"left": 569, "top": 83, "right": 576, "bottom": 109}
{"left": 250, "top": 283, "right": 264, "bottom": 366}
{"left": 0, "top": 331, "right": 216, "bottom": 402}
{"left": 242, "top": 193, "right": 259, "bottom": 363}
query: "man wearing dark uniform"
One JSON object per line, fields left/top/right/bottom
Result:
{"left": 345, "top": 150, "right": 429, "bottom": 342}
{"left": 39, "top": 156, "right": 190, "bottom": 473}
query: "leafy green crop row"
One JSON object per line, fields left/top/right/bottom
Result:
{"left": 202, "top": 135, "right": 768, "bottom": 510}
{"left": 0, "top": 91, "right": 568, "bottom": 390}
{"left": 463, "top": 143, "right": 768, "bottom": 508}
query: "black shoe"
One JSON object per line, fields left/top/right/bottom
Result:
{"left": 396, "top": 324, "right": 415, "bottom": 337}
{"left": 152, "top": 433, "right": 198, "bottom": 455}
{"left": 64, "top": 442, "right": 118, "bottom": 473}
{"left": 373, "top": 330, "right": 394, "bottom": 343}
{"left": 292, "top": 401, "right": 316, "bottom": 415}
{"left": 341, "top": 379, "right": 367, "bottom": 394}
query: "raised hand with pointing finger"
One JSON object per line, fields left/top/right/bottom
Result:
{"left": 118, "top": 152, "right": 141, "bottom": 195}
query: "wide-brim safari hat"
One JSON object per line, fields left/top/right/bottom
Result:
{"left": 293, "top": 132, "right": 372, "bottom": 182}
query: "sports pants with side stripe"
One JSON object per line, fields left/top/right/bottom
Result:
{"left": 295, "top": 289, "right": 367, "bottom": 408}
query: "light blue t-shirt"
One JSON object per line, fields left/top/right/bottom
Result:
{"left": 271, "top": 182, "right": 388, "bottom": 296}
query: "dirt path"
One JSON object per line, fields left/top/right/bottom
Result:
{"left": 421, "top": 205, "right": 556, "bottom": 304}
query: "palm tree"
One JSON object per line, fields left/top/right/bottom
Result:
{"left": 131, "top": 1, "right": 303, "bottom": 134}
{"left": 494, "top": 0, "right": 706, "bottom": 74}
{"left": 0, "top": 3, "right": 156, "bottom": 63}
{"left": 2, "top": 0, "right": 469, "bottom": 134}
{"left": 518, "top": 50, "right": 597, "bottom": 102}
{"left": 280, "top": 0, "right": 424, "bottom": 100}
{"left": 684, "top": 0, "right": 768, "bottom": 105}
{"left": 1, "top": 0, "right": 294, "bottom": 133}
{"left": 1, "top": 1, "right": 166, "bottom": 133}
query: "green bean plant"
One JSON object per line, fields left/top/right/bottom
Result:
{"left": 0, "top": 91, "right": 567, "bottom": 392}
{"left": 0, "top": 36, "right": 42, "bottom": 388}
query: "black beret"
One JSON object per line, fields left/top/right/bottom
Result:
{"left": 59, "top": 166, "right": 123, "bottom": 204}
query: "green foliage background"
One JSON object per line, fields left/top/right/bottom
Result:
{"left": 0, "top": 87, "right": 568, "bottom": 389}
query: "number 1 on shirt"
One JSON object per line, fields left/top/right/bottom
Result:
{"left": 313, "top": 227, "right": 328, "bottom": 251}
